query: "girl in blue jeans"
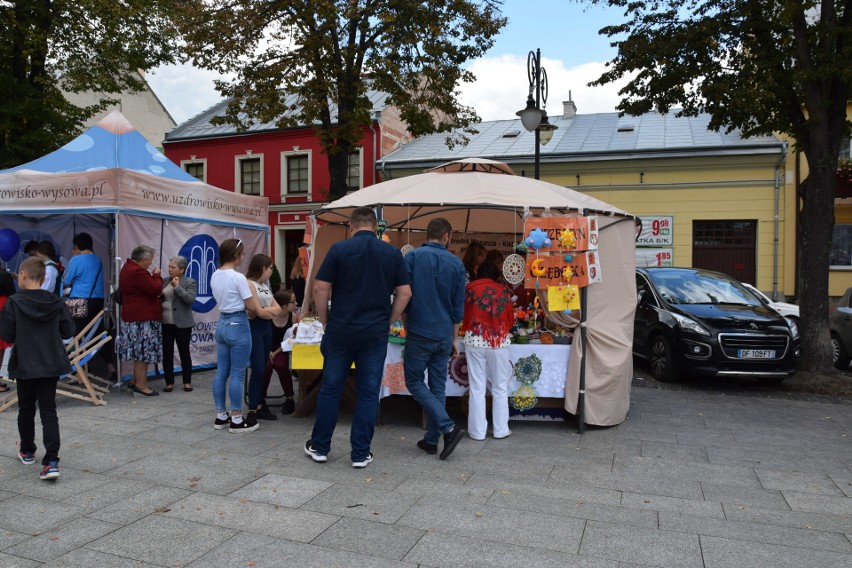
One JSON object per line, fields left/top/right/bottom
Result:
{"left": 209, "top": 239, "right": 276, "bottom": 433}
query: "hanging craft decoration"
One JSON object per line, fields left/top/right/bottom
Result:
{"left": 530, "top": 258, "right": 546, "bottom": 277}
{"left": 448, "top": 353, "right": 469, "bottom": 387}
{"left": 502, "top": 254, "right": 526, "bottom": 285}
{"left": 510, "top": 385, "right": 538, "bottom": 412}
{"left": 558, "top": 228, "right": 577, "bottom": 249}
{"left": 513, "top": 353, "right": 542, "bottom": 385}
{"left": 400, "top": 244, "right": 415, "bottom": 256}
{"left": 547, "top": 285, "right": 580, "bottom": 312}
{"left": 525, "top": 228, "right": 552, "bottom": 250}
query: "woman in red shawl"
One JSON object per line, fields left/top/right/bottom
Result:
{"left": 462, "top": 261, "right": 515, "bottom": 440}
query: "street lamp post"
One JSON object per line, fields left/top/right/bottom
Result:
{"left": 516, "top": 48, "right": 557, "bottom": 180}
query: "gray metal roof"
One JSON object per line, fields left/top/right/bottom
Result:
{"left": 379, "top": 111, "right": 782, "bottom": 167}
{"left": 165, "top": 90, "right": 391, "bottom": 141}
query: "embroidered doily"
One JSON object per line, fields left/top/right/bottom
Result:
{"left": 448, "top": 353, "right": 469, "bottom": 387}
{"left": 503, "top": 254, "right": 526, "bottom": 285}
{"left": 400, "top": 244, "right": 415, "bottom": 256}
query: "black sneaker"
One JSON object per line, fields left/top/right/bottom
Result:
{"left": 440, "top": 426, "right": 465, "bottom": 460}
{"left": 213, "top": 414, "right": 231, "bottom": 430}
{"left": 229, "top": 416, "right": 259, "bottom": 433}
{"left": 256, "top": 406, "right": 277, "bottom": 421}
{"left": 352, "top": 453, "right": 373, "bottom": 469}
{"left": 417, "top": 439, "right": 438, "bottom": 455}
{"left": 304, "top": 439, "right": 327, "bottom": 463}
{"left": 40, "top": 461, "right": 60, "bottom": 480}
{"left": 281, "top": 398, "right": 295, "bottom": 415}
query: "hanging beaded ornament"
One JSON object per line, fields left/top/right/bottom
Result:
{"left": 502, "top": 254, "right": 526, "bottom": 285}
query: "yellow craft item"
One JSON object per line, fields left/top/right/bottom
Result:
{"left": 530, "top": 257, "right": 546, "bottom": 277}
{"left": 559, "top": 228, "right": 577, "bottom": 249}
{"left": 562, "top": 265, "right": 574, "bottom": 280}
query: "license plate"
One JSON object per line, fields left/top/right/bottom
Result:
{"left": 738, "top": 349, "right": 775, "bottom": 359}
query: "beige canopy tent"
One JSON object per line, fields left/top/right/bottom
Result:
{"left": 307, "top": 158, "right": 637, "bottom": 427}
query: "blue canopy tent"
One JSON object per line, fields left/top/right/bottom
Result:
{"left": 0, "top": 111, "right": 269, "bottom": 376}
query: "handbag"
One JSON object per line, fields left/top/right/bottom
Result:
{"left": 64, "top": 262, "right": 102, "bottom": 319}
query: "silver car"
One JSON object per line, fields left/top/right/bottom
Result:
{"left": 829, "top": 287, "right": 852, "bottom": 369}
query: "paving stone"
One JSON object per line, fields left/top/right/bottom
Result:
{"left": 782, "top": 490, "right": 852, "bottom": 516}
{"left": 578, "top": 521, "right": 703, "bottom": 568}
{"left": 403, "top": 530, "right": 618, "bottom": 568}
{"left": 0, "top": 552, "right": 41, "bottom": 567}
{"left": 699, "top": 481, "right": 790, "bottom": 509}
{"left": 706, "top": 446, "right": 846, "bottom": 472}
{"left": 4, "top": 517, "right": 119, "bottom": 562}
{"left": 87, "top": 514, "right": 237, "bottom": 567}
{"left": 549, "top": 469, "right": 704, "bottom": 500}
{"left": 311, "top": 517, "right": 425, "bottom": 560}
{"left": 109, "top": 454, "right": 263, "bottom": 495}
{"left": 392, "top": 477, "right": 493, "bottom": 504}
{"left": 640, "top": 441, "right": 708, "bottom": 463}
{"left": 723, "top": 503, "right": 852, "bottom": 533}
{"left": 185, "top": 528, "right": 414, "bottom": 567}
{"left": 227, "top": 473, "right": 333, "bottom": 508}
{"left": 488, "top": 488, "right": 658, "bottom": 528}
{"left": 163, "top": 491, "right": 338, "bottom": 542}
{"left": 620, "top": 492, "right": 724, "bottom": 518}
{"left": 397, "top": 495, "right": 585, "bottom": 554}
{"left": 1, "top": 467, "right": 112, "bottom": 501}
{"left": 700, "top": 534, "right": 852, "bottom": 568}
{"left": 0, "top": 529, "right": 31, "bottom": 552}
{"left": 829, "top": 471, "right": 852, "bottom": 497}
{"left": 465, "top": 473, "right": 622, "bottom": 506}
{"left": 303, "top": 483, "right": 420, "bottom": 524}
{"left": 0, "top": 495, "right": 85, "bottom": 534}
{"left": 660, "top": 511, "right": 852, "bottom": 553}
{"left": 85, "top": 485, "right": 191, "bottom": 525}
{"left": 756, "top": 468, "right": 847, "bottom": 496}
{"left": 612, "top": 455, "right": 762, "bottom": 487}
{"left": 60, "top": 479, "right": 158, "bottom": 512}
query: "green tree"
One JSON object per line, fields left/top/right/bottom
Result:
{"left": 588, "top": 0, "right": 852, "bottom": 371}
{"left": 0, "top": 1, "right": 182, "bottom": 169}
{"left": 176, "top": 0, "right": 506, "bottom": 201}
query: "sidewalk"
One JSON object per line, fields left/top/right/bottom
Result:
{"left": 0, "top": 371, "right": 849, "bottom": 567}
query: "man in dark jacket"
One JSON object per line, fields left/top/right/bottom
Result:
{"left": 0, "top": 257, "right": 73, "bottom": 480}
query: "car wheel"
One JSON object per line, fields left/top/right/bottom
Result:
{"left": 831, "top": 334, "right": 851, "bottom": 370}
{"left": 649, "top": 335, "right": 678, "bottom": 382}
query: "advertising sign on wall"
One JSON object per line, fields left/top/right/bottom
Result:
{"left": 637, "top": 216, "right": 673, "bottom": 246}
{"left": 636, "top": 248, "right": 674, "bottom": 268}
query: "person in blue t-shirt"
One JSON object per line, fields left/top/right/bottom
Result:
{"left": 403, "top": 217, "right": 467, "bottom": 460}
{"left": 304, "top": 207, "right": 411, "bottom": 469}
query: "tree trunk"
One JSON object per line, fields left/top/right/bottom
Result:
{"left": 797, "top": 164, "right": 835, "bottom": 371}
{"left": 327, "top": 142, "right": 350, "bottom": 202}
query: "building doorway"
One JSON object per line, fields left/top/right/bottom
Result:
{"left": 692, "top": 220, "right": 757, "bottom": 284}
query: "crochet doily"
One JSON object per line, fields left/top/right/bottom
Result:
{"left": 448, "top": 353, "right": 469, "bottom": 387}
{"left": 502, "top": 254, "right": 526, "bottom": 285}
{"left": 400, "top": 244, "right": 415, "bottom": 256}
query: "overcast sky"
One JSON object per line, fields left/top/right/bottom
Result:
{"left": 147, "top": 1, "right": 630, "bottom": 125}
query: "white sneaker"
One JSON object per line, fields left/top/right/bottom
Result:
{"left": 304, "top": 440, "right": 328, "bottom": 463}
{"left": 352, "top": 453, "right": 373, "bottom": 469}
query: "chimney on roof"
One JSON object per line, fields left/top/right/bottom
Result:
{"left": 563, "top": 91, "right": 577, "bottom": 119}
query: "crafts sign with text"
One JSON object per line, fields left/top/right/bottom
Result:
{"left": 522, "top": 216, "right": 599, "bottom": 252}
{"left": 524, "top": 251, "right": 602, "bottom": 288}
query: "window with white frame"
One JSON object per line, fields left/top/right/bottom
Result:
{"left": 831, "top": 224, "right": 852, "bottom": 269}
{"left": 235, "top": 154, "right": 263, "bottom": 196}
{"left": 181, "top": 159, "right": 206, "bottom": 182}
{"left": 282, "top": 151, "right": 310, "bottom": 195}
{"left": 347, "top": 148, "right": 362, "bottom": 191}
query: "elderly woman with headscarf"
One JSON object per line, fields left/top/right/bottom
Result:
{"left": 118, "top": 244, "right": 163, "bottom": 396}
{"left": 161, "top": 255, "right": 197, "bottom": 392}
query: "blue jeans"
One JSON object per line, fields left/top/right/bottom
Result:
{"left": 310, "top": 334, "right": 388, "bottom": 461}
{"left": 213, "top": 311, "right": 251, "bottom": 413}
{"left": 247, "top": 318, "right": 272, "bottom": 409}
{"left": 404, "top": 332, "right": 455, "bottom": 445}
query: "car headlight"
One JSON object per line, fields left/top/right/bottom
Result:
{"left": 785, "top": 317, "right": 799, "bottom": 338}
{"left": 672, "top": 312, "right": 710, "bottom": 335}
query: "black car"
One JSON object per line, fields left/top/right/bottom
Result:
{"left": 829, "top": 287, "right": 852, "bottom": 369}
{"left": 634, "top": 268, "right": 800, "bottom": 381}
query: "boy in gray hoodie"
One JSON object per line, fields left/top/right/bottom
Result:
{"left": 0, "top": 257, "right": 73, "bottom": 480}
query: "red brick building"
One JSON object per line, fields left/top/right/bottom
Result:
{"left": 162, "top": 90, "right": 411, "bottom": 286}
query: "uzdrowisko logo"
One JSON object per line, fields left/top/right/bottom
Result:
{"left": 179, "top": 235, "right": 218, "bottom": 313}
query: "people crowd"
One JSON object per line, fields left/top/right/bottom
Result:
{"left": 1, "top": 214, "right": 525, "bottom": 479}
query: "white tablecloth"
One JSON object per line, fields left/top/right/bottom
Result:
{"left": 379, "top": 343, "right": 570, "bottom": 399}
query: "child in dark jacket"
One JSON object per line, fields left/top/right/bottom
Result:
{"left": 0, "top": 257, "right": 73, "bottom": 480}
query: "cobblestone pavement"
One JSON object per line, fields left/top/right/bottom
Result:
{"left": 0, "top": 370, "right": 849, "bottom": 567}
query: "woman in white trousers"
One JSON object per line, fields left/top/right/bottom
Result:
{"left": 462, "top": 262, "right": 515, "bottom": 440}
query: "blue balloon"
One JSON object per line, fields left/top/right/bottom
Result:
{"left": 0, "top": 228, "right": 21, "bottom": 261}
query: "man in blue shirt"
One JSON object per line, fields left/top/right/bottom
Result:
{"left": 404, "top": 217, "right": 467, "bottom": 459}
{"left": 305, "top": 207, "right": 411, "bottom": 469}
